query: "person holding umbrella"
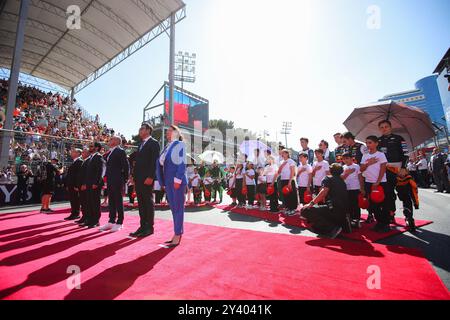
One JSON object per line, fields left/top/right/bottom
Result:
{"left": 378, "top": 120, "right": 409, "bottom": 223}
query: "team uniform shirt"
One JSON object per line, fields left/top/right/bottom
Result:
{"left": 228, "top": 173, "right": 236, "bottom": 188}
{"left": 245, "top": 169, "right": 256, "bottom": 185}
{"left": 203, "top": 177, "right": 213, "bottom": 185}
{"left": 334, "top": 145, "right": 347, "bottom": 164}
{"left": 361, "top": 151, "right": 388, "bottom": 183}
{"left": 279, "top": 158, "right": 297, "bottom": 180}
{"left": 296, "top": 163, "right": 312, "bottom": 188}
{"left": 190, "top": 174, "right": 201, "bottom": 187}
{"left": 312, "top": 160, "right": 330, "bottom": 187}
{"left": 343, "top": 163, "right": 361, "bottom": 191}
{"left": 235, "top": 168, "right": 244, "bottom": 179}
{"left": 263, "top": 164, "right": 278, "bottom": 184}
{"left": 378, "top": 134, "right": 409, "bottom": 168}
{"left": 347, "top": 142, "right": 367, "bottom": 164}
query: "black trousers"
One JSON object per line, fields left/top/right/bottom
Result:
{"left": 419, "top": 169, "right": 429, "bottom": 187}
{"left": 347, "top": 189, "right": 361, "bottom": 220}
{"left": 68, "top": 187, "right": 81, "bottom": 216}
{"left": 301, "top": 205, "right": 345, "bottom": 235}
{"left": 385, "top": 170, "right": 397, "bottom": 213}
{"left": 268, "top": 182, "right": 279, "bottom": 211}
{"left": 135, "top": 182, "right": 155, "bottom": 231}
{"left": 87, "top": 187, "right": 101, "bottom": 224}
{"left": 396, "top": 184, "right": 413, "bottom": 219}
{"left": 108, "top": 183, "right": 124, "bottom": 225}
{"left": 79, "top": 190, "right": 88, "bottom": 219}
{"left": 280, "top": 180, "right": 298, "bottom": 210}
{"left": 235, "top": 178, "right": 245, "bottom": 205}
{"left": 17, "top": 185, "right": 28, "bottom": 203}
{"left": 155, "top": 190, "right": 164, "bottom": 204}
{"left": 127, "top": 184, "right": 135, "bottom": 204}
{"left": 298, "top": 187, "right": 307, "bottom": 204}
{"left": 246, "top": 185, "right": 256, "bottom": 205}
{"left": 364, "top": 182, "right": 390, "bottom": 226}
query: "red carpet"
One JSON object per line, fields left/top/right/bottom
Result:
{"left": 125, "top": 202, "right": 211, "bottom": 210}
{"left": 215, "top": 204, "right": 433, "bottom": 243}
{"left": 0, "top": 209, "right": 448, "bottom": 300}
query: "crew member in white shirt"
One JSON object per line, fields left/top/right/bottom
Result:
{"left": 312, "top": 149, "right": 330, "bottom": 196}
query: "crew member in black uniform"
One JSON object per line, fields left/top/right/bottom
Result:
{"left": 342, "top": 132, "right": 366, "bottom": 164}
{"left": 333, "top": 133, "right": 347, "bottom": 164}
{"left": 16, "top": 165, "right": 33, "bottom": 204}
{"left": 377, "top": 120, "right": 409, "bottom": 223}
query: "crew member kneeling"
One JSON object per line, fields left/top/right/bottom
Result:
{"left": 301, "top": 163, "right": 349, "bottom": 239}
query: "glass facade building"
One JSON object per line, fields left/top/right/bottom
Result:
{"left": 379, "top": 74, "right": 448, "bottom": 140}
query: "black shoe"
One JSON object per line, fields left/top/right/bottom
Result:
{"left": 406, "top": 218, "right": 416, "bottom": 232}
{"left": 328, "top": 227, "right": 342, "bottom": 239}
{"left": 371, "top": 224, "right": 390, "bottom": 233}
{"left": 64, "top": 214, "right": 80, "bottom": 221}
{"left": 136, "top": 229, "right": 154, "bottom": 238}
{"left": 75, "top": 217, "right": 86, "bottom": 224}
{"left": 87, "top": 223, "right": 100, "bottom": 229}
{"left": 129, "top": 227, "right": 144, "bottom": 238}
{"left": 365, "top": 214, "right": 375, "bottom": 224}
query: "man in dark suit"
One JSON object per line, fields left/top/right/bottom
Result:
{"left": 64, "top": 148, "right": 84, "bottom": 221}
{"left": 99, "top": 136, "right": 129, "bottom": 232}
{"left": 130, "top": 122, "right": 160, "bottom": 238}
{"left": 81, "top": 142, "right": 106, "bottom": 228}
{"left": 75, "top": 148, "right": 91, "bottom": 225}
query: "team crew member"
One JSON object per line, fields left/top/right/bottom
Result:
{"left": 341, "top": 152, "right": 364, "bottom": 228}
{"left": 301, "top": 163, "right": 349, "bottom": 239}
{"left": 333, "top": 133, "right": 347, "bottom": 164}
{"left": 226, "top": 166, "right": 237, "bottom": 206}
{"left": 274, "top": 149, "right": 298, "bottom": 216}
{"left": 360, "top": 136, "right": 390, "bottom": 233}
{"left": 16, "top": 165, "right": 33, "bottom": 204}
{"left": 407, "top": 158, "right": 418, "bottom": 182}
{"left": 244, "top": 162, "right": 256, "bottom": 208}
{"left": 342, "top": 132, "right": 366, "bottom": 164}
{"left": 312, "top": 149, "right": 330, "bottom": 195}
{"left": 296, "top": 153, "right": 312, "bottom": 204}
{"left": 378, "top": 120, "right": 409, "bottom": 221}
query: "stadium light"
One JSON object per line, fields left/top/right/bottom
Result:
{"left": 174, "top": 51, "right": 197, "bottom": 90}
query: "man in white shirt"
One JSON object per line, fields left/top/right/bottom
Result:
{"left": 415, "top": 155, "right": 429, "bottom": 188}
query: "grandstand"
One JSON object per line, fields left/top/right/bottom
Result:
{"left": 0, "top": 0, "right": 186, "bottom": 170}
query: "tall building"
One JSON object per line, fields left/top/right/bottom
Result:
{"left": 379, "top": 74, "right": 448, "bottom": 141}
{"left": 434, "top": 48, "right": 450, "bottom": 132}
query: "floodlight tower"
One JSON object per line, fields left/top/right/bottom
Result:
{"left": 281, "top": 121, "right": 292, "bottom": 148}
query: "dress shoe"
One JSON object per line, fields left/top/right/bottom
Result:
{"left": 64, "top": 214, "right": 80, "bottom": 221}
{"left": 136, "top": 229, "right": 154, "bottom": 238}
{"left": 75, "top": 217, "right": 86, "bottom": 224}
{"left": 129, "top": 227, "right": 144, "bottom": 237}
{"left": 87, "top": 223, "right": 100, "bottom": 229}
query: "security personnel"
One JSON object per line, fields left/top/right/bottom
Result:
{"left": 378, "top": 120, "right": 409, "bottom": 222}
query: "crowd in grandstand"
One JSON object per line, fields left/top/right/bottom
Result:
{"left": 0, "top": 79, "right": 129, "bottom": 180}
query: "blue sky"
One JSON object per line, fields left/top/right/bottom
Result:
{"left": 75, "top": 0, "right": 450, "bottom": 149}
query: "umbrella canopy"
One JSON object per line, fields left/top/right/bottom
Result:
{"left": 240, "top": 140, "right": 271, "bottom": 163}
{"left": 343, "top": 101, "right": 435, "bottom": 149}
{"left": 198, "top": 151, "right": 225, "bottom": 164}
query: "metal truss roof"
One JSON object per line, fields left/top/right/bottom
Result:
{"left": 0, "top": 0, "right": 185, "bottom": 93}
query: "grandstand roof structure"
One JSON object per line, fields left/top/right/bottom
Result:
{"left": 0, "top": 0, "right": 186, "bottom": 93}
